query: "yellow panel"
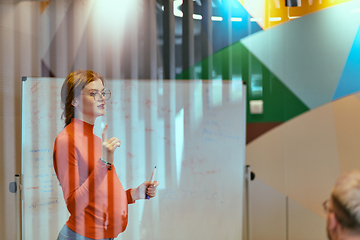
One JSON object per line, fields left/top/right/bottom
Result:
{"left": 40, "top": 1, "right": 50, "bottom": 14}
{"left": 333, "top": 95, "right": 360, "bottom": 172}
{"left": 262, "top": 0, "right": 353, "bottom": 29}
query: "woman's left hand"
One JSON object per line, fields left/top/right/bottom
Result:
{"left": 131, "top": 181, "right": 160, "bottom": 201}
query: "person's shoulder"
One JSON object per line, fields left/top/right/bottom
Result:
{"left": 54, "top": 126, "right": 75, "bottom": 145}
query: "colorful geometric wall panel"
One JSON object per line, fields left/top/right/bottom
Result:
{"left": 238, "top": 0, "right": 354, "bottom": 30}
{"left": 246, "top": 101, "right": 340, "bottom": 218}
{"left": 237, "top": 0, "right": 266, "bottom": 29}
{"left": 288, "top": 198, "right": 327, "bottom": 240}
{"left": 249, "top": 178, "right": 287, "bottom": 240}
{"left": 333, "top": 25, "right": 360, "bottom": 100}
{"left": 241, "top": 0, "right": 360, "bottom": 109}
{"left": 199, "top": 1, "right": 263, "bottom": 58}
{"left": 332, "top": 93, "right": 360, "bottom": 171}
{"left": 177, "top": 42, "right": 309, "bottom": 123}
{"left": 246, "top": 91, "right": 360, "bottom": 235}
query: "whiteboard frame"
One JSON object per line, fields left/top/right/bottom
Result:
{"left": 20, "top": 77, "right": 247, "bottom": 240}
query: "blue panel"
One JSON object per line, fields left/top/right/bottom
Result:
{"left": 333, "top": 25, "right": 360, "bottom": 100}
{"left": 212, "top": 0, "right": 262, "bottom": 53}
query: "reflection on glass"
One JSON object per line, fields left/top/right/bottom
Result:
{"left": 212, "top": 79, "right": 223, "bottom": 107}
{"left": 251, "top": 74, "right": 263, "bottom": 98}
{"left": 232, "top": 79, "right": 243, "bottom": 101}
{"left": 22, "top": 78, "right": 246, "bottom": 240}
{"left": 175, "top": 108, "right": 184, "bottom": 187}
{"left": 194, "top": 80, "right": 203, "bottom": 127}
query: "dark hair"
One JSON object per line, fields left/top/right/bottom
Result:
{"left": 61, "top": 70, "right": 105, "bottom": 127}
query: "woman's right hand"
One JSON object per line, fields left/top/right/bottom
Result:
{"left": 101, "top": 124, "right": 121, "bottom": 164}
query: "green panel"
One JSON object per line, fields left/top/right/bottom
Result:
{"left": 176, "top": 42, "right": 309, "bottom": 122}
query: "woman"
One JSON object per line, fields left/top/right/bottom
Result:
{"left": 53, "top": 70, "right": 159, "bottom": 240}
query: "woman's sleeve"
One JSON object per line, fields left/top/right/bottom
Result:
{"left": 126, "top": 189, "right": 135, "bottom": 204}
{"left": 53, "top": 134, "right": 108, "bottom": 216}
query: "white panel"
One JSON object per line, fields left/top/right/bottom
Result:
{"left": 250, "top": 179, "right": 286, "bottom": 240}
{"left": 241, "top": 0, "right": 265, "bottom": 28}
{"left": 288, "top": 198, "right": 327, "bottom": 240}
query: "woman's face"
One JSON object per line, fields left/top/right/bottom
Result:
{"left": 73, "top": 79, "right": 106, "bottom": 123}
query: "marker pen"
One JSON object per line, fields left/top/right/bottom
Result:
{"left": 146, "top": 166, "right": 156, "bottom": 199}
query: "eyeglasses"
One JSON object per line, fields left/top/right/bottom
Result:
{"left": 323, "top": 199, "right": 331, "bottom": 213}
{"left": 323, "top": 198, "right": 345, "bottom": 225}
{"left": 84, "top": 90, "right": 111, "bottom": 101}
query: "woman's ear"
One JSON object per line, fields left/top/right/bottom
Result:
{"left": 71, "top": 98, "right": 78, "bottom": 107}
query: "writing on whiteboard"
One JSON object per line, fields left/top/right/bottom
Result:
{"left": 29, "top": 197, "right": 60, "bottom": 214}
{"left": 202, "top": 128, "right": 240, "bottom": 142}
{"left": 35, "top": 174, "right": 49, "bottom": 178}
{"left": 29, "top": 149, "right": 50, "bottom": 153}
{"left": 40, "top": 180, "right": 53, "bottom": 183}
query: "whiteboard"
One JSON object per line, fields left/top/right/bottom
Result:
{"left": 21, "top": 77, "right": 246, "bottom": 240}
